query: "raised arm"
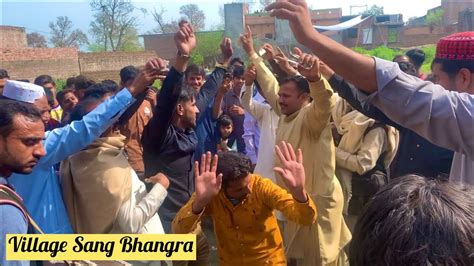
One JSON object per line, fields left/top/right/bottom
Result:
{"left": 241, "top": 26, "right": 281, "bottom": 115}
{"left": 195, "top": 38, "right": 233, "bottom": 114}
{"left": 212, "top": 78, "right": 231, "bottom": 119}
{"left": 265, "top": 142, "right": 317, "bottom": 225}
{"left": 42, "top": 60, "right": 161, "bottom": 165}
{"left": 296, "top": 51, "right": 335, "bottom": 139}
{"left": 266, "top": 0, "right": 377, "bottom": 93}
{"left": 241, "top": 65, "right": 266, "bottom": 121}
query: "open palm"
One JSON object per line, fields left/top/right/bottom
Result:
{"left": 274, "top": 141, "right": 305, "bottom": 191}
{"left": 194, "top": 152, "right": 222, "bottom": 206}
{"left": 174, "top": 20, "right": 197, "bottom": 55}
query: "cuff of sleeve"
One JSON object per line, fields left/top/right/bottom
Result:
{"left": 294, "top": 193, "right": 311, "bottom": 204}
{"left": 249, "top": 52, "right": 262, "bottom": 63}
{"left": 309, "top": 77, "right": 333, "bottom": 97}
{"left": 116, "top": 88, "right": 135, "bottom": 107}
{"left": 149, "top": 183, "right": 168, "bottom": 202}
{"left": 215, "top": 62, "right": 228, "bottom": 69}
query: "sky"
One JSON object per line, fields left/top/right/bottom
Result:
{"left": 1, "top": 0, "right": 441, "bottom": 44}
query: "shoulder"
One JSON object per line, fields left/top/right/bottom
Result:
{"left": 0, "top": 204, "right": 28, "bottom": 234}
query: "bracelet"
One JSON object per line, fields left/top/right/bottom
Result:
{"left": 177, "top": 50, "right": 191, "bottom": 59}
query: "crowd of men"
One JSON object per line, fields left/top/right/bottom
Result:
{"left": 1, "top": 1, "right": 473, "bottom": 265}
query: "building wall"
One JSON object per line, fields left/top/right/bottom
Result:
{"left": 0, "top": 26, "right": 27, "bottom": 49}
{"left": 142, "top": 34, "right": 176, "bottom": 61}
{"left": 441, "top": 0, "right": 473, "bottom": 25}
{"left": 0, "top": 48, "right": 79, "bottom": 82}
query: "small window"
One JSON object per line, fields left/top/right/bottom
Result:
{"left": 265, "top": 33, "right": 273, "bottom": 39}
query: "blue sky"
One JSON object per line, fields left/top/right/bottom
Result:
{"left": 1, "top": 0, "right": 441, "bottom": 44}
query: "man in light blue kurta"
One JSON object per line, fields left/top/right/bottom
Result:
{"left": 6, "top": 87, "right": 136, "bottom": 233}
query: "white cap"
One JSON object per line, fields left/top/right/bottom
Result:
{"left": 2, "top": 80, "right": 45, "bottom": 103}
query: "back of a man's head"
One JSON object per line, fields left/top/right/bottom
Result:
{"left": 74, "top": 75, "right": 96, "bottom": 97}
{"left": 350, "top": 175, "right": 474, "bottom": 266}
{"left": 406, "top": 48, "right": 426, "bottom": 70}
{"left": 83, "top": 82, "right": 119, "bottom": 100}
{"left": 120, "top": 65, "right": 139, "bottom": 87}
{"left": 34, "top": 75, "right": 55, "bottom": 87}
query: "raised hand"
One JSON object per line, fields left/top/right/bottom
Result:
{"left": 174, "top": 20, "right": 196, "bottom": 56}
{"left": 265, "top": 0, "right": 316, "bottom": 47}
{"left": 293, "top": 48, "right": 321, "bottom": 82}
{"left": 192, "top": 152, "right": 222, "bottom": 213}
{"left": 259, "top": 43, "right": 275, "bottom": 61}
{"left": 240, "top": 25, "right": 255, "bottom": 55}
{"left": 273, "top": 141, "right": 308, "bottom": 202}
{"left": 128, "top": 58, "right": 167, "bottom": 97}
{"left": 220, "top": 37, "right": 233, "bottom": 63}
{"left": 230, "top": 105, "right": 245, "bottom": 116}
{"left": 274, "top": 47, "right": 298, "bottom": 76}
{"left": 218, "top": 76, "right": 232, "bottom": 95}
{"left": 244, "top": 64, "right": 257, "bottom": 86}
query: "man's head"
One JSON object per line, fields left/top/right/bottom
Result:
{"left": 231, "top": 65, "right": 245, "bottom": 94}
{"left": 173, "top": 83, "right": 199, "bottom": 129}
{"left": 83, "top": 82, "right": 119, "bottom": 101}
{"left": 34, "top": 75, "right": 56, "bottom": 96}
{"left": 185, "top": 64, "right": 206, "bottom": 92}
{"left": 65, "top": 76, "right": 76, "bottom": 90}
{"left": 397, "top": 61, "right": 418, "bottom": 77}
{"left": 120, "top": 65, "right": 139, "bottom": 89}
{"left": 392, "top": 55, "right": 410, "bottom": 64}
{"left": 69, "top": 95, "right": 117, "bottom": 137}
{"left": 350, "top": 174, "right": 474, "bottom": 266}
{"left": 0, "top": 99, "right": 45, "bottom": 176}
{"left": 278, "top": 76, "right": 311, "bottom": 115}
{"left": 216, "top": 151, "right": 253, "bottom": 201}
{"left": 406, "top": 48, "right": 426, "bottom": 72}
{"left": 0, "top": 69, "right": 10, "bottom": 95}
{"left": 217, "top": 114, "right": 233, "bottom": 139}
{"left": 56, "top": 88, "right": 78, "bottom": 112}
{"left": 431, "top": 32, "right": 474, "bottom": 94}
{"left": 74, "top": 75, "right": 96, "bottom": 101}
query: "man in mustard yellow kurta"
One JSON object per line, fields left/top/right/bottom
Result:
{"left": 173, "top": 144, "right": 317, "bottom": 265}
{"left": 240, "top": 28, "right": 351, "bottom": 265}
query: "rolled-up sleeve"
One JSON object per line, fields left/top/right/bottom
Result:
{"left": 367, "top": 57, "right": 474, "bottom": 158}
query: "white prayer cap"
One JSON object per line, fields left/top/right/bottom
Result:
{"left": 2, "top": 80, "right": 45, "bottom": 103}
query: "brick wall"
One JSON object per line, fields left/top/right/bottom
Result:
{"left": 0, "top": 26, "right": 27, "bottom": 49}
{"left": 142, "top": 34, "right": 176, "bottom": 61}
{"left": 0, "top": 48, "right": 79, "bottom": 81}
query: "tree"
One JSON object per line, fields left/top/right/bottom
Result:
{"left": 89, "top": 0, "right": 140, "bottom": 51}
{"left": 426, "top": 9, "right": 445, "bottom": 32}
{"left": 27, "top": 32, "right": 48, "bottom": 48}
{"left": 49, "top": 16, "right": 88, "bottom": 48}
{"left": 362, "top": 5, "right": 384, "bottom": 16}
{"left": 150, "top": 6, "right": 179, "bottom": 34}
{"left": 179, "top": 4, "right": 206, "bottom": 32}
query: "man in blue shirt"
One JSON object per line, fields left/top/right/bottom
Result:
{"left": 2, "top": 62, "right": 161, "bottom": 234}
{"left": 0, "top": 99, "right": 46, "bottom": 266}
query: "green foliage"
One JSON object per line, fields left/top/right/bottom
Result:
{"left": 191, "top": 31, "right": 224, "bottom": 67}
{"left": 426, "top": 9, "right": 444, "bottom": 26}
{"left": 352, "top": 45, "right": 437, "bottom": 74}
{"left": 55, "top": 79, "right": 67, "bottom": 91}
{"left": 362, "top": 5, "right": 384, "bottom": 16}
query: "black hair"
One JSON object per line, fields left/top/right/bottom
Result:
{"left": 65, "top": 77, "right": 76, "bottom": 88}
{"left": 0, "top": 69, "right": 9, "bottom": 79}
{"left": 350, "top": 174, "right": 474, "bottom": 266}
{"left": 175, "top": 80, "right": 196, "bottom": 104}
{"left": 68, "top": 97, "right": 104, "bottom": 123}
{"left": 43, "top": 87, "right": 55, "bottom": 106}
{"left": 185, "top": 64, "right": 206, "bottom": 78}
{"left": 101, "top": 79, "right": 119, "bottom": 89}
{"left": 229, "top": 57, "right": 245, "bottom": 68}
{"left": 56, "top": 88, "right": 75, "bottom": 103}
{"left": 74, "top": 75, "right": 96, "bottom": 91}
{"left": 83, "top": 82, "right": 119, "bottom": 100}
{"left": 216, "top": 151, "right": 252, "bottom": 187}
{"left": 406, "top": 49, "right": 426, "bottom": 69}
{"left": 217, "top": 114, "right": 233, "bottom": 127}
{"left": 397, "top": 61, "right": 418, "bottom": 77}
{"left": 232, "top": 65, "right": 245, "bottom": 78}
{"left": 34, "top": 75, "right": 55, "bottom": 86}
{"left": 120, "top": 65, "right": 139, "bottom": 83}
{"left": 15, "top": 79, "right": 30, "bottom": 83}
{"left": 280, "top": 75, "right": 310, "bottom": 94}
{"left": 432, "top": 58, "right": 474, "bottom": 79}
{"left": 0, "top": 99, "right": 42, "bottom": 137}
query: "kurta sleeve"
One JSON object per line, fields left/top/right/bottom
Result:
{"left": 304, "top": 78, "right": 336, "bottom": 139}
{"left": 368, "top": 57, "right": 474, "bottom": 157}
{"left": 172, "top": 193, "right": 210, "bottom": 234}
{"left": 249, "top": 53, "right": 282, "bottom": 115}
{"left": 241, "top": 84, "right": 266, "bottom": 121}
{"left": 259, "top": 177, "right": 317, "bottom": 226}
{"left": 336, "top": 127, "right": 386, "bottom": 175}
{"left": 115, "top": 182, "right": 168, "bottom": 233}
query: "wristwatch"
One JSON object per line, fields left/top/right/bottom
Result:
{"left": 177, "top": 50, "right": 191, "bottom": 59}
